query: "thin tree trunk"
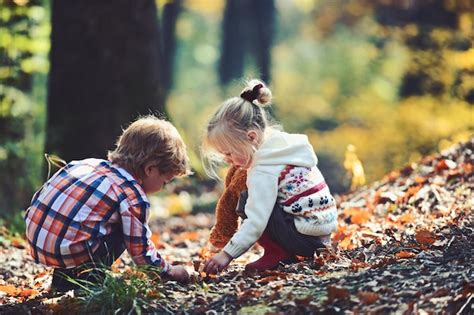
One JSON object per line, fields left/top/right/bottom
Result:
{"left": 161, "top": 0, "right": 181, "bottom": 96}
{"left": 219, "top": 0, "right": 275, "bottom": 85}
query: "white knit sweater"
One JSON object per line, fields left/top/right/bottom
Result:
{"left": 223, "top": 130, "right": 338, "bottom": 258}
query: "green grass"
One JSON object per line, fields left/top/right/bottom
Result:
{"left": 69, "top": 266, "right": 165, "bottom": 314}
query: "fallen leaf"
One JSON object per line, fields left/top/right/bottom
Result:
{"left": 240, "top": 288, "right": 262, "bottom": 300}
{"left": 150, "top": 234, "right": 163, "bottom": 248}
{"left": 358, "top": 291, "right": 379, "bottom": 305}
{"left": 339, "top": 236, "right": 353, "bottom": 250}
{"left": 343, "top": 208, "right": 371, "bottom": 224}
{"left": 395, "top": 251, "right": 416, "bottom": 259}
{"left": 175, "top": 231, "right": 200, "bottom": 242}
{"left": 398, "top": 185, "right": 422, "bottom": 204}
{"left": 18, "top": 288, "right": 39, "bottom": 298}
{"left": 327, "top": 285, "right": 350, "bottom": 302}
{"left": 415, "top": 229, "right": 437, "bottom": 245}
{"left": 0, "top": 285, "right": 20, "bottom": 296}
{"left": 10, "top": 238, "right": 26, "bottom": 249}
{"left": 111, "top": 258, "right": 122, "bottom": 273}
{"left": 396, "top": 211, "right": 415, "bottom": 224}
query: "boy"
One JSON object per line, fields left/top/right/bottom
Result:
{"left": 25, "top": 116, "right": 190, "bottom": 291}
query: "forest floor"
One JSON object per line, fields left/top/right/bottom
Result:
{"left": 0, "top": 139, "right": 472, "bottom": 314}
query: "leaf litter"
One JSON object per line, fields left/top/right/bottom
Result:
{"left": 0, "top": 138, "right": 472, "bottom": 314}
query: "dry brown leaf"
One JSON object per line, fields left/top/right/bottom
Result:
{"left": 240, "top": 288, "right": 262, "bottom": 299}
{"left": 295, "top": 295, "right": 313, "bottom": 306}
{"left": 358, "top": 291, "right": 379, "bottom": 305}
{"left": 395, "top": 251, "right": 416, "bottom": 259}
{"left": 327, "top": 285, "right": 350, "bottom": 302}
{"left": 415, "top": 229, "right": 437, "bottom": 245}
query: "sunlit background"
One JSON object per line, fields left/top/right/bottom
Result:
{"left": 1, "top": 0, "right": 473, "bottom": 226}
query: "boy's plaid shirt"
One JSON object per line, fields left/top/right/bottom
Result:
{"left": 25, "top": 158, "right": 170, "bottom": 273}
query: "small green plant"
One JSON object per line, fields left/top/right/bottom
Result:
{"left": 71, "top": 266, "right": 164, "bottom": 314}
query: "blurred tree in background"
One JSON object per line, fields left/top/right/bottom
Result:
{"left": 219, "top": 0, "right": 275, "bottom": 85}
{"left": 0, "top": 0, "right": 48, "bottom": 223}
{"left": 46, "top": 0, "right": 165, "bottom": 161}
{"left": 161, "top": 0, "right": 182, "bottom": 97}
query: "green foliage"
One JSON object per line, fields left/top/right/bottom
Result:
{"left": 0, "top": 84, "right": 45, "bottom": 218}
{"left": 0, "top": 0, "right": 49, "bottom": 220}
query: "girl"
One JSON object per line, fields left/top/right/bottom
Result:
{"left": 203, "top": 80, "right": 338, "bottom": 274}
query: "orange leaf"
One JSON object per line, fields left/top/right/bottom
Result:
{"left": 415, "top": 229, "right": 436, "bottom": 245}
{"left": 332, "top": 226, "right": 348, "bottom": 242}
{"left": 435, "top": 159, "right": 456, "bottom": 172}
{"left": 398, "top": 185, "right": 422, "bottom": 204}
{"left": 358, "top": 291, "right": 379, "bottom": 305}
{"left": 174, "top": 231, "right": 199, "bottom": 242}
{"left": 18, "top": 288, "right": 39, "bottom": 298}
{"left": 343, "top": 208, "right": 371, "bottom": 224}
{"left": 0, "top": 285, "right": 20, "bottom": 296}
{"left": 327, "top": 285, "right": 350, "bottom": 302}
{"left": 414, "top": 176, "right": 427, "bottom": 184}
{"left": 338, "top": 236, "right": 352, "bottom": 250}
{"left": 150, "top": 234, "right": 163, "bottom": 248}
{"left": 384, "top": 170, "right": 400, "bottom": 183}
{"left": 111, "top": 258, "right": 122, "bottom": 273}
{"left": 147, "top": 290, "right": 161, "bottom": 298}
{"left": 395, "top": 251, "right": 416, "bottom": 259}
{"left": 396, "top": 212, "right": 415, "bottom": 224}
{"left": 11, "top": 238, "right": 25, "bottom": 249}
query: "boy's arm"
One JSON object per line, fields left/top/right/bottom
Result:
{"left": 120, "top": 202, "right": 171, "bottom": 274}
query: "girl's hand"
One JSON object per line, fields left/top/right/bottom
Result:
{"left": 164, "top": 265, "right": 189, "bottom": 284}
{"left": 203, "top": 251, "right": 233, "bottom": 275}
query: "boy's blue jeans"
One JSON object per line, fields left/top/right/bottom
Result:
{"left": 51, "top": 227, "right": 125, "bottom": 292}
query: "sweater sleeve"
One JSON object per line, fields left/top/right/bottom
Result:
{"left": 120, "top": 202, "right": 171, "bottom": 274}
{"left": 223, "top": 170, "right": 279, "bottom": 258}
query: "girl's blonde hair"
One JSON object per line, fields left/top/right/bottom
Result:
{"left": 108, "top": 115, "right": 190, "bottom": 179}
{"left": 203, "top": 79, "right": 278, "bottom": 178}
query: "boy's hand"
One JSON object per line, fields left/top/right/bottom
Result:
{"left": 164, "top": 265, "right": 189, "bottom": 284}
{"left": 203, "top": 251, "right": 233, "bottom": 275}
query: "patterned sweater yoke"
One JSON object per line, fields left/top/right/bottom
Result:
{"left": 277, "top": 165, "right": 338, "bottom": 236}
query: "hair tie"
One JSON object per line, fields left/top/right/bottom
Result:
{"left": 240, "top": 84, "right": 263, "bottom": 103}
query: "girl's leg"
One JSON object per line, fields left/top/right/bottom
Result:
{"left": 244, "top": 231, "right": 292, "bottom": 271}
{"left": 265, "top": 205, "right": 328, "bottom": 258}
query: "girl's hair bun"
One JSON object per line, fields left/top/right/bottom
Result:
{"left": 240, "top": 79, "right": 272, "bottom": 106}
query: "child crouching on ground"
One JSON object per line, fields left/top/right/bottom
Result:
{"left": 25, "top": 116, "right": 191, "bottom": 291}
{"left": 203, "top": 80, "right": 338, "bottom": 274}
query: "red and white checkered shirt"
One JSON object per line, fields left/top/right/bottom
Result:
{"left": 25, "top": 158, "right": 170, "bottom": 273}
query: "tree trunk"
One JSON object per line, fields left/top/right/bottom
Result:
{"left": 219, "top": 0, "right": 275, "bottom": 85}
{"left": 46, "top": 0, "right": 164, "bottom": 161}
{"left": 161, "top": 0, "right": 181, "bottom": 96}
